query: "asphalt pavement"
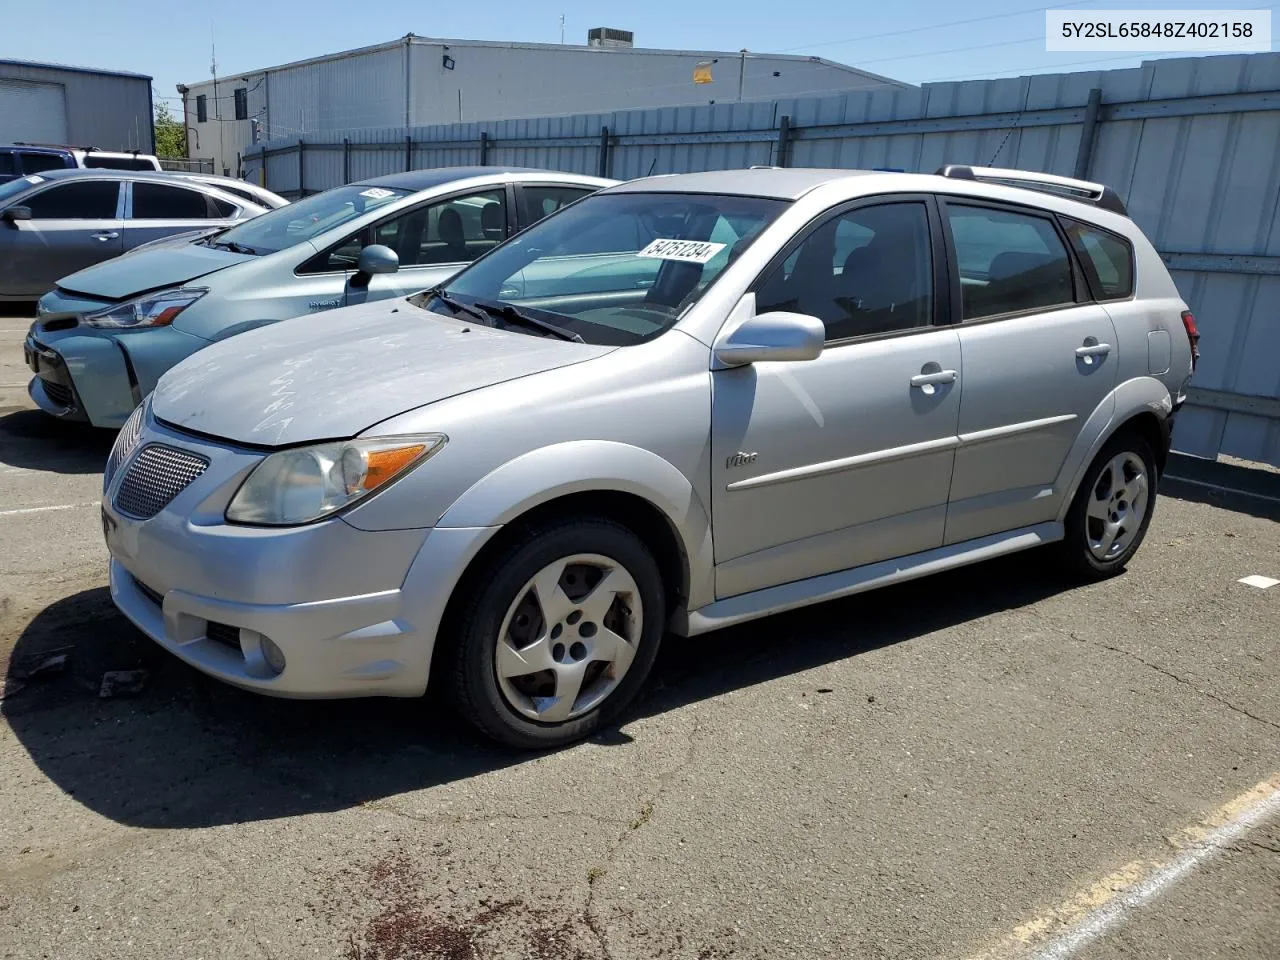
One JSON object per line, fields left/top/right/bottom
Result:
{"left": 1, "top": 314, "right": 1277, "bottom": 960}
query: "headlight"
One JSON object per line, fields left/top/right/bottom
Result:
{"left": 104, "top": 396, "right": 149, "bottom": 491}
{"left": 225, "top": 435, "right": 446, "bottom": 526}
{"left": 83, "top": 287, "right": 207, "bottom": 330}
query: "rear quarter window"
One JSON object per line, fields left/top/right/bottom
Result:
{"left": 1061, "top": 218, "right": 1134, "bottom": 300}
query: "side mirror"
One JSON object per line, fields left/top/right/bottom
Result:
{"left": 3, "top": 205, "right": 32, "bottom": 223}
{"left": 357, "top": 244, "right": 399, "bottom": 276}
{"left": 713, "top": 310, "right": 825, "bottom": 367}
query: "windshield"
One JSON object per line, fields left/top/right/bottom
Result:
{"left": 421, "top": 191, "right": 787, "bottom": 346}
{"left": 211, "top": 183, "right": 410, "bottom": 255}
{"left": 0, "top": 175, "right": 45, "bottom": 206}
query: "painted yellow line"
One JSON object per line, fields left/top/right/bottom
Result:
{"left": 967, "top": 774, "right": 1280, "bottom": 960}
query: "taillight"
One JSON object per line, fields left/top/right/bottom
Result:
{"left": 1181, "top": 310, "right": 1200, "bottom": 370}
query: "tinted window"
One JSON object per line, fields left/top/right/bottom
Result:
{"left": 380, "top": 189, "right": 506, "bottom": 266}
{"left": 211, "top": 196, "right": 238, "bottom": 218}
{"left": 522, "top": 186, "right": 594, "bottom": 225}
{"left": 132, "top": 182, "right": 212, "bottom": 219}
{"left": 304, "top": 189, "right": 509, "bottom": 274}
{"left": 196, "top": 95, "right": 208, "bottom": 123}
{"left": 946, "top": 204, "right": 1074, "bottom": 320}
{"left": 1062, "top": 218, "right": 1134, "bottom": 300}
{"left": 26, "top": 181, "right": 119, "bottom": 219}
{"left": 758, "top": 202, "right": 934, "bottom": 341}
{"left": 85, "top": 155, "right": 156, "bottom": 171}
{"left": 20, "top": 152, "right": 69, "bottom": 174}
{"left": 0, "top": 153, "right": 14, "bottom": 177}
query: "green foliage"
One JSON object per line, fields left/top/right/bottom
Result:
{"left": 153, "top": 102, "right": 187, "bottom": 159}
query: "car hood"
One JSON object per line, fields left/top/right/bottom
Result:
{"left": 152, "top": 300, "right": 615, "bottom": 446}
{"left": 57, "top": 242, "right": 252, "bottom": 301}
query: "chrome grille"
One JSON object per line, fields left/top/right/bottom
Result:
{"left": 113, "top": 444, "right": 209, "bottom": 520}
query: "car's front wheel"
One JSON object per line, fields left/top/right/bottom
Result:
{"left": 445, "top": 517, "right": 665, "bottom": 749}
{"left": 1058, "top": 430, "right": 1158, "bottom": 580}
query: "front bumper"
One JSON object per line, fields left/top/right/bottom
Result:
{"left": 24, "top": 314, "right": 208, "bottom": 429}
{"left": 103, "top": 414, "right": 499, "bottom": 698}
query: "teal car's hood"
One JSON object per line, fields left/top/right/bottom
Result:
{"left": 153, "top": 299, "right": 614, "bottom": 446}
{"left": 57, "top": 242, "right": 253, "bottom": 301}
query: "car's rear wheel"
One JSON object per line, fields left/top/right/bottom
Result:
{"left": 445, "top": 517, "right": 665, "bottom": 749}
{"left": 1058, "top": 431, "right": 1157, "bottom": 580}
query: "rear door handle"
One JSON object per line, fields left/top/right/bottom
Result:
{"left": 91, "top": 231, "right": 119, "bottom": 242}
{"left": 910, "top": 369, "right": 958, "bottom": 387}
{"left": 1075, "top": 343, "right": 1111, "bottom": 358}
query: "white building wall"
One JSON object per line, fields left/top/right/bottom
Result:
{"left": 406, "top": 41, "right": 906, "bottom": 125}
{"left": 183, "top": 37, "right": 907, "bottom": 176}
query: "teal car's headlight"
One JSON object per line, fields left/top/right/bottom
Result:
{"left": 83, "top": 288, "right": 207, "bottom": 330}
{"left": 225, "top": 435, "right": 447, "bottom": 526}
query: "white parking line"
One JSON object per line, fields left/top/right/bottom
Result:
{"left": 969, "top": 775, "right": 1280, "bottom": 960}
{"left": 0, "top": 501, "right": 98, "bottom": 518}
{"left": 1238, "top": 575, "right": 1279, "bottom": 589}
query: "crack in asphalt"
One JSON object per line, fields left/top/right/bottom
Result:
{"left": 1067, "top": 632, "right": 1280, "bottom": 733}
{"left": 582, "top": 710, "right": 707, "bottom": 960}
{"left": 356, "top": 801, "right": 630, "bottom": 830}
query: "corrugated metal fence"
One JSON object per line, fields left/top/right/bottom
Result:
{"left": 243, "top": 53, "right": 1280, "bottom": 467}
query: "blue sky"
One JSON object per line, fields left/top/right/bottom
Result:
{"left": 5, "top": 0, "right": 1277, "bottom": 109}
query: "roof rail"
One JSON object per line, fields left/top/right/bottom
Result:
{"left": 935, "top": 164, "right": 1128, "bottom": 217}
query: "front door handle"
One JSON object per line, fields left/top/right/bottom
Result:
{"left": 1075, "top": 343, "right": 1111, "bottom": 358}
{"left": 910, "top": 369, "right": 958, "bottom": 388}
{"left": 91, "top": 231, "right": 119, "bottom": 242}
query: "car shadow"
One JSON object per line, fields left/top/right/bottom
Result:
{"left": 2, "top": 550, "right": 1071, "bottom": 830}
{"left": 0, "top": 408, "right": 114, "bottom": 475}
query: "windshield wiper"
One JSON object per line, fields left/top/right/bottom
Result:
{"left": 471, "top": 298, "right": 584, "bottom": 343}
{"left": 210, "top": 239, "right": 258, "bottom": 255}
{"left": 421, "top": 287, "right": 494, "bottom": 326}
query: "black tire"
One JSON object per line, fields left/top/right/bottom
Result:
{"left": 444, "top": 516, "right": 665, "bottom": 749}
{"left": 1057, "top": 430, "right": 1158, "bottom": 581}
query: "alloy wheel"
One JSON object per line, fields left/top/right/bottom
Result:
{"left": 494, "top": 553, "right": 643, "bottom": 723}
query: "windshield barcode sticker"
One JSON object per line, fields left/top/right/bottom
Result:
{"left": 359, "top": 187, "right": 396, "bottom": 200}
{"left": 636, "top": 239, "right": 726, "bottom": 264}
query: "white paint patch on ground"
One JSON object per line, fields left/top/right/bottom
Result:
{"left": 1238, "top": 575, "right": 1279, "bottom": 589}
{"left": 0, "top": 502, "right": 97, "bottom": 518}
{"left": 969, "top": 775, "right": 1280, "bottom": 960}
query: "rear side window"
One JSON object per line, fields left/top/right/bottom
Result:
{"left": 211, "top": 196, "right": 238, "bottom": 217}
{"left": 521, "top": 185, "right": 594, "bottom": 226}
{"left": 25, "top": 181, "right": 119, "bottom": 219}
{"left": 85, "top": 155, "right": 157, "bottom": 171}
{"left": 19, "top": 151, "right": 69, "bottom": 174}
{"left": 945, "top": 204, "right": 1075, "bottom": 320}
{"left": 1061, "top": 218, "right": 1134, "bottom": 300}
{"left": 0, "top": 153, "right": 14, "bottom": 177}
{"left": 132, "top": 182, "right": 213, "bottom": 219}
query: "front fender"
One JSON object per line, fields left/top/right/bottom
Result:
{"left": 437, "top": 440, "right": 715, "bottom": 612}
{"left": 1055, "top": 376, "right": 1173, "bottom": 522}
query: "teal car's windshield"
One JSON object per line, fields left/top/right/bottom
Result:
{"left": 417, "top": 192, "right": 788, "bottom": 346}
{"left": 209, "top": 183, "right": 411, "bottom": 255}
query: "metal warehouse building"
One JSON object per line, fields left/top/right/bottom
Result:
{"left": 179, "top": 30, "right": 908, "bottom": 177}
{"left": 0, "top": 58, "right": 153, "bottom": 152}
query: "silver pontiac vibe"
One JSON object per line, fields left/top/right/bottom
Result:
{"left": 100, "top": 166, "right": 1196, "bottom": 748}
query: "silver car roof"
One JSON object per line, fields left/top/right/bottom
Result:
{"left": 604, "top": 168, "right": 881, "bottom": 200}
{"left": 357, "top": 166, "right": 609, "bottom": 192}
